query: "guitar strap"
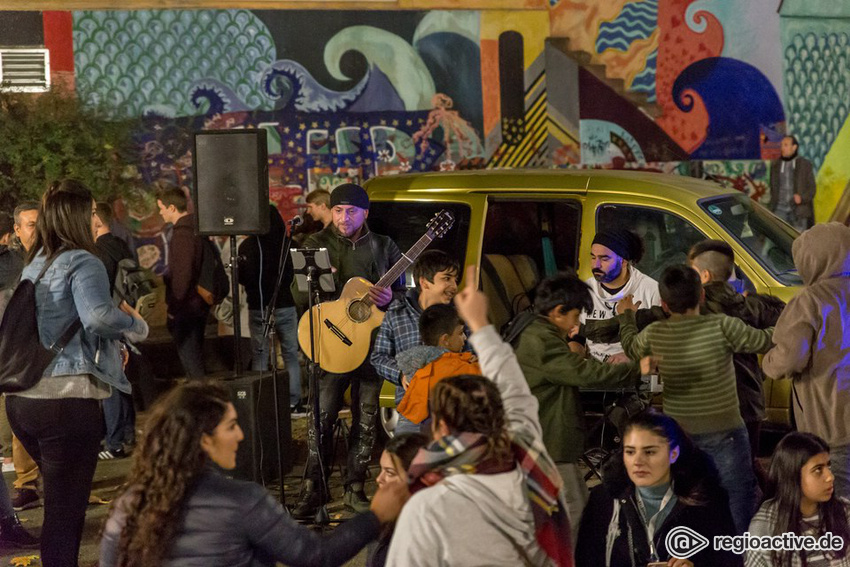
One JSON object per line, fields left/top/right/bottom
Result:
{"left": 368, "top": 231, "right": 383, "bottom": 283}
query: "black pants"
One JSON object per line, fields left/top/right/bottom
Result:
{"left": 304, "top": 362, "right": 382, "bottom": 491}
{"left": 167, "top": 314, "right": 208, "bottom": 379}
{"left": 7, "top": 396, "right": 103, "bottom": 567}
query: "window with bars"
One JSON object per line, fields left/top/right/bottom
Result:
{"left": 0, "top": 48, "right": 50, "bottom": 92}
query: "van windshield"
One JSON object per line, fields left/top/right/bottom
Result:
{"left": 699, "top": 194, "right": 802, "bottom": 286}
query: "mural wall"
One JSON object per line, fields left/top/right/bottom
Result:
{"left": 3, "top": 0, "right": 849, "bottom": 254}
{"left": 780, "top": 0, "right": 850, "bottom": 222}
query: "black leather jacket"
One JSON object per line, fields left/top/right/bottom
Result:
{"left": 100, "top": 468, "right": 381, "bottom": 567}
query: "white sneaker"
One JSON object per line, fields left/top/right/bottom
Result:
{"left": 1, "top": 462, "right": 13, "bottom": 473}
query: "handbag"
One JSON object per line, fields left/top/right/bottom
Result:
{"left": 0, "top": 255, "right": 81, "bottom": 393}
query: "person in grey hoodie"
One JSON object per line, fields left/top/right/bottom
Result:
{"left": 764, "top": 222, "right": 850, "bottom": 500}
{"left": 386, "top": 266, "right": 572, "bottom": 567}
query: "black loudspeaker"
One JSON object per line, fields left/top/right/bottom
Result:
{"left": 224, "top": 372, "right": 292, "bottom": 484}
{"left": 192, "top": 129, "right": 270, "bottom": 235}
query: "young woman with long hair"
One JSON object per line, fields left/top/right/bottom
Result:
{"left": 100, "top": 381, "right": 408, "bottom": 567}
{"left": 576, "top": 410, "right": 741, "bottom": 567}
{"left": 367, "top": 433, "right": 429, "bottom": 567}
{"left": 745, "top": 432, "right": 850, "bottom": 567}
{"left": 9, "top": 179, "right": 149, "bottom": 565}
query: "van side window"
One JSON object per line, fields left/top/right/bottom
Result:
{"left": 596, "top": 204, "right": 706, "bottom": 281}
{"left": 482, "top": 199, "right": 581, "bottom": 329}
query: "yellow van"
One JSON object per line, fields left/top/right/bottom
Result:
{"left": 363, "top": 169, "right": 800, "bottom": 436}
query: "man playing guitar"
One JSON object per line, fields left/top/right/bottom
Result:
{"left": 290, "top": 183, "right": 403, "bottom": 520}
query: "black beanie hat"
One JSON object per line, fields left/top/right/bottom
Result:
{"left": 592, "top": 229, "right": 644, "bottom": 263}
{"left": 330, "top": 183, "right": 370, "bottom": 210}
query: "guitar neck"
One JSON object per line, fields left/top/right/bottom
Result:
{"left": 374, "top": 233, "right": 435, "bottom": 290}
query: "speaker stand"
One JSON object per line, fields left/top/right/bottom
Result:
{"left": 229, "top": 234, "right": 243, "bottom": 377}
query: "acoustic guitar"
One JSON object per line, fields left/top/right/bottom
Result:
{"left": 297, "top": 209, "right": 455, "bottom": 374}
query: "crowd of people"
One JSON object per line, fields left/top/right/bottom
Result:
{"left": 1, "top": 176, "right": 849, "bottom": 567}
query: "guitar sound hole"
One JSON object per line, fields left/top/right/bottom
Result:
{"left": 347, "top": 300, "right": 371, "bottom": 323}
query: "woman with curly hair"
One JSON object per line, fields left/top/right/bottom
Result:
{"left": 100, "top": 381, "right": 407, "bottom": 567}
{"left": 745, "top": 432, "right": 850, "bottom": 567}
{"left": 576, "top": 410, "right": 741, "bottom": 567}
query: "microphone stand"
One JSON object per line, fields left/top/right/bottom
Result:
{"left": 260, "top": 219, "right": 298, "bottom": 506}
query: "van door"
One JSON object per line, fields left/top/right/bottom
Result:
{"left": 481, "top": 198, "right": 582, "bottom": 329}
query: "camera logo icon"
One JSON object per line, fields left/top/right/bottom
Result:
{"left": 665, "top": 526, "right": 710, "bottom": 559}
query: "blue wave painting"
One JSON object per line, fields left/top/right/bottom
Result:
{"left": 596, "top": 0, "right": 658, "bottom": 53}
{"left": 630, "top": 48, "right": 657, "bottom": 102}
{"left": 675, "top": 57, "right": 785, "bottom": 159}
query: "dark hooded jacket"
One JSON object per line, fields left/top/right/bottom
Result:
{"left": 701, "top": 282, "right": 785, "bottom": 423}
{"left": 576, "top": 448, "right": 741, "bottom": 567}
{"left": 764, "top": 222, "right": 850, "bottom": 448}
{"left": 238, "top": 205, "right": 295, "bottom": 311}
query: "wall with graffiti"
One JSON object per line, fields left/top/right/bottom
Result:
{"left": 3, "top": 1, "right": 850, "bottom": 244}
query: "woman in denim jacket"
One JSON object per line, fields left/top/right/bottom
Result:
{"left": 10, "top": 180, "right": 148, "bottom": 567}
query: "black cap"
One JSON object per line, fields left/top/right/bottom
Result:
{"left": 330, "top": 183, "right": 370, "bottom": 210}
{"left": 592, "top": 229, "right": 644, "bottom": 262}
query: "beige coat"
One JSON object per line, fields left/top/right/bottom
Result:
{"left": 763, "top": 222, "right": 850, "bottom": 448}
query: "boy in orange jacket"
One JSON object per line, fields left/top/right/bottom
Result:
{"left": 396, "top": 304, "right": 479, "bottom": 425}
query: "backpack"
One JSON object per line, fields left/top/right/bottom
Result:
{"left": 113, "top": 258, "right": 158, "bottom": 315}
{"left": 500, "top": 307, "right": 537, "bottom": 346}
{"left": 196, "top": 238, "right": 229, "bottom": 306}
{"left": 0, "top": 257, "right": 81, "bottom": 393}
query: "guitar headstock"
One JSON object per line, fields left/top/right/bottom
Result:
{"left": 426, "top": 209, "right": 455, "bottom": 239}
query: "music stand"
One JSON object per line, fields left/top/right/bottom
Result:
{"left": 290, "top": 248, "right": 335, "bottom": 524}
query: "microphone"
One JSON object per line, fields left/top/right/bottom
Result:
{"left": 288, "top": 215, "right": 304, "bottom": 227}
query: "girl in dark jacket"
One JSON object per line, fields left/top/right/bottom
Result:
{"left": 100, "top": 381, "right": 408, "bottom": 567}
{"left": 576, "top": 410, "right": 741, "bottom": 567}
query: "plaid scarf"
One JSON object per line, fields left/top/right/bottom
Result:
{"left": 408, "top": 431, "right": 574, "bottom": 567}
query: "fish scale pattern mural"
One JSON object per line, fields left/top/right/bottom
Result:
{"left": 783, "top": 31, "right": 850, "bottom": 171}
{"left": 74, "top": 10, "right": 277, "bottom": 118}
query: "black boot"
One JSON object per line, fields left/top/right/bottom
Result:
{"left": 343, "top": 484, "right": 370, "bottom": 514}
{"left": 0, "top": 514, "right": 38, "bottom": 548}
{"left": 291, "top": 479, "right": 322, "bottom": 521}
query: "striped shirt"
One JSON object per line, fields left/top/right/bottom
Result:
{"left": 619, "top": 311, "right": 774, "bottom": 435}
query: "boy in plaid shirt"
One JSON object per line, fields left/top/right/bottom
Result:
{"left": 371, "top": 250, "right": 460, "bottom": 434}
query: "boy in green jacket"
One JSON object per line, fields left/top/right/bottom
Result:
{"left": 514, "top": 271, "right": 641, "bottom": 543}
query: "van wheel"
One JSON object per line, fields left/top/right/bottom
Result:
{"left": 379, "top": 407, "right": 398, "bottom": 440}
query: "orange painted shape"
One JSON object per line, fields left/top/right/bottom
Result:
{"left": 655, "top": 0, "right": 723, "bottom": 152}
{"left": 481, "top": 38, "right": 501, "bottom": 138}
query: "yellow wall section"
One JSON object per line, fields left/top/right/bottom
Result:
{"left": 816, "top": 114, "right": 850, "bottom": 223}
{"left": 480, "top": 10, "right": 549, "bottom": 70}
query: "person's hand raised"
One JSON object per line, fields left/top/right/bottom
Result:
{"left": 453, "top": 265, "right": 489, "bottom": 333}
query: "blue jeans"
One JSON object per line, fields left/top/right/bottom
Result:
{"left": 692, "top": 425, "right": 758, "bottom": 534}
{"left": 248, "top": 308, "right": 301, "bottom": 406}
{"left": 394, "top": 385, "right": 422, "bottom": 435}
{"left": 167, "top": 314, "right": 207, "bottom": 380}
{"left": 103, "top": 388, "right": 135, "bottom": 452}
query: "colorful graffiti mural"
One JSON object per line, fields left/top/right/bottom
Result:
{"left": 3, "top": 0, "right": 850, "bottom": 223}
